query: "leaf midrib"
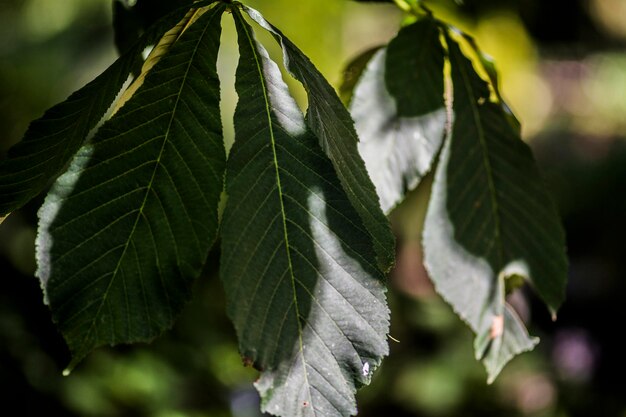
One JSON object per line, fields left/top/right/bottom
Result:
{"left": 233, "top": 7, "right": 314, "bottom": 411}
{"left": 76, "top": 8, "right": 219, "bottom": 356}
{"left": 260, "top": 21, "right": 393, "bottom": 269}
{"left": 453, "top": 48, "right": 504, "bottom": 270}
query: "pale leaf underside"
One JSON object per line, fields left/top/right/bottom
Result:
{"left": 242, "top": 5, "right": 396, "bottom": 273}
{"left": 221, "top": 10, "right": 389, "bottom": 417}
{"left": 36, "top": 3, "right": 227, "bottom": 367}
{"left": 423, "top": 34, "right": 567, "bottom": 381}
{"left": 350, "top": 17, "right": 447, "bottom": 213}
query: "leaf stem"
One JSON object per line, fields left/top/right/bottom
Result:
{"left": 392, "top": 0, "right": 433, "bottom": 18}
{"left": 392, "top": 0, "right": 412, "bottom": 12}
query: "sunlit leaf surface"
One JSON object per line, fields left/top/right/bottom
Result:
{"left": 351, "top": 18, "right": 447, "bottom": 213}
{"left": 423, "top": 34, "right": 567, "bottom": 381}
{"left": 220, "top": 10, "right": 389, "bottom": 417}
{"left": 243, "top": 5, "right": 396, "bottom": 272}
{"left": 36, "top": 3, "right": 227, "bottom": 367}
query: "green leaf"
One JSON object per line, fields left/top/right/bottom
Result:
{"left": 242, "top": 5, "right": 396, "bottom": 272}
{"left": 350, "top": 18, "right": 447, "bottom": 213}
{"left": 422, "top": 34, "right": 567, "bottom": 382}
{"left": 339, "top": 46, "right": 381, "bottom": 105}
{"left": 222, "top": 10, "right": 389, "bottom": 417}
{"left": 457, "top": 30, "right": 521, "bottom": 131}
{"left": 36, "top": 3, "right": 227, "bottom": 368}
{"left": 386, "top": 19, "right": 445, "bottom": 117}
{"left": 0, "top": 2, "right": 207, "bottom": 217}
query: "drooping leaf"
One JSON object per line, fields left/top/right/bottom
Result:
{"left": 242, "top": 5, "right": 396, "bottom": 272}
{"left": 0, "top": 2, "right": 211, "bottom": 218}
{"left": 422, "top": 33, "right": 567, "bottom": 381}
{"left": 386, "top": 19, "right": 445, "bottom": 117}
{"left": 350, "top": 18, "right": 447, "bottom": 213}
{"left": 221, "top": 10, "right": 389, "bottom": 417}
{"left": 457, "top": 29, "right": 521, "bottom": 131}
{"left": 36, "top": 3, "right": 227, "bottom": 368}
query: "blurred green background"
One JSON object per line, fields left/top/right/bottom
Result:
{"left": 1, "top": 0, "right": 626, "bottom": 416}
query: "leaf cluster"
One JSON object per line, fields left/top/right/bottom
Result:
{"left": 0, "top": 1, "right": 567, "bottom": 416}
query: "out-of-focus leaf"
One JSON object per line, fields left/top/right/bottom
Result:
{"left": 422, "top": 34, "right": 567, "bottom": 382}
{"left": 113, "top": 0, "right": 196, "bottom": 55}
{"left": 221, "top": 10, "right": 389, "bottom": 417}
{"left": 339, "top": 46, "right": 381, "bottom": 105}
{"left": 36, "top": 3, "right": 227, "bottom": 368}
{"left": 351, "top": 18, "right": 447, "bottom": 213}
{"left": 113, "top": 0, "right": 143, "bottom": 55}
{"left": 242, "top": 5, "right": 396, "bottom": 272}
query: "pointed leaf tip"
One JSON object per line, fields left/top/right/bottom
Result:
{"left": 423, "top": 31, "right": 567, "bottom": 381}
{"left": 222, "top": 10, "right": 389, "bottom": 417}
{"left": 39, "top": 3, "right": 227, "bottom": 364}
